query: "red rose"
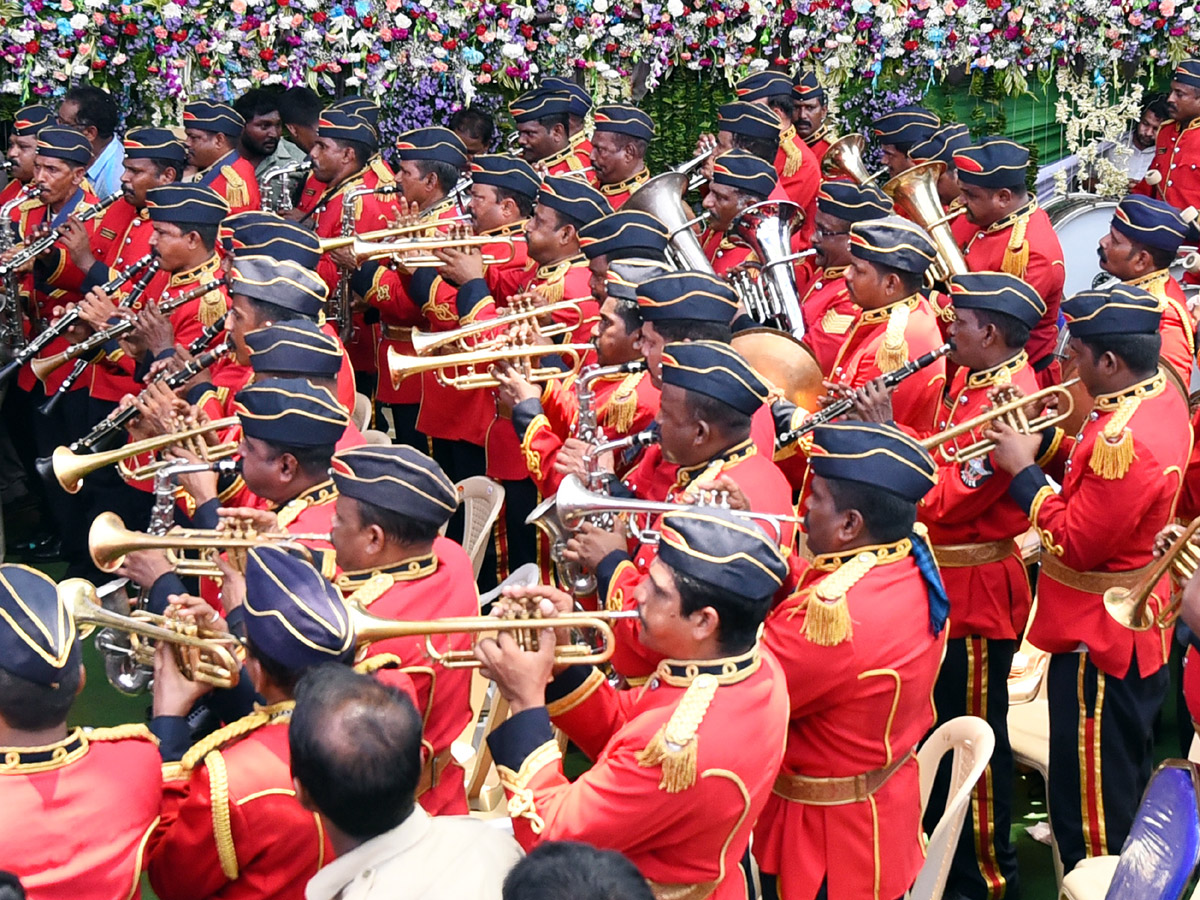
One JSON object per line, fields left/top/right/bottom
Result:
{"left": 259, "top": 47, "right": 275, "bottom": 60}
{"left": 705, "top": 15, "right": 719, "bottom": 26}
{"left": 476, "top": 24, "right": 487, "bottom": 34}
{"left": 522, "top": 22, "right": 535, "bottom": 35}
{"left": 904, "top": 39, "right": 918, "bottom": 50}
{"left": 199, "top": 55, "right": 212, "bottom": 67}
{"left": 605, "top": 41, "right": 617, "bottom": 51}
{"left": 123, "top": 22, "right": 138, "bottom": 35}
{"left": 173, "top": 30, "right": 186, "bottom": 41}
{"left": 313, "top": 10, "right": 327, "bottom": 22}
{"left": 366, "top": 52, "right": 380, "bottom": 63}
{"left": 362, "top": 14, "right": 374, "bottom": 26}
{"left": 443, "top": 37, "right": 458, "bottom": 49}
{"left": 24, "top": 39, "right": 39, "bottom": 53}
{"left": 91, "top": 58, "right": 106, "bottom": 69}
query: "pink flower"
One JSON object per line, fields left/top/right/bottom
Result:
{"left": 153, "top": 24, "right": 168, "bottom": 38}
{"left": 1160, "top": 0, "right": 1175, "bottom": 15}
{"left": 432, "top": 60, "right": 448, "bottom": 71}
{"left": 230, "top": 0, "right": 246, "bottom": 13}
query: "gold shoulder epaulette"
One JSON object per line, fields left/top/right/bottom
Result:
{"left": 180, "top": 707, "right": 273, "bottom": 772}
{"left": 371, "top": 157, "right": 395, "bottom": 185}
{"left": 602, "top": 370, "right": 643, "bottom": 434}
{"left": 636, "top": 673, "right": 718, "bottom": 793}
{"left": 804, "top": 551, "right": 877, "bottom": 646}
{"left": 354, "top": 652, "right": 404, "bottom": 675}
{"left": 1001, "top": 213, "right": 1030, "bottom": 278}
{"left": 820, "top": 306, "right": 855, "bottom": 336}
{"left": 1089, "top": 395, "right": 1139, "bottom": 480}
{"left": 875, "top": 303, "right": 909, "bottom": 373}
{"left": 205, "top": 749, "right": 240, "bottom": 879}
{"left": 220, "top": 165, "right": 249, "bottom": 211}
{"left": 779, "top": 125, "right": 803, "bottom": 177}
{"left": 86, "top": 723, "right": 159, "bottom": 745}
{"left": 343, "top": 572, "right": 395, "bottom": 608}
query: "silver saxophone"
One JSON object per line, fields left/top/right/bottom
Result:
{"left": 260, "top": 159, "right": 312, "bottom": 213}
{"left": 0, "top": 184, "right": 42, "bottom": 355}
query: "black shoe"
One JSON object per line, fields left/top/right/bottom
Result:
{"left": 29, "top": 534, "right": 63, "bottom": 561}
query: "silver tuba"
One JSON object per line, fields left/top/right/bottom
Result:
{"left": 623, "top": 172, "right": 714, "bottom": 274}
{"left": 730, "top": 200, "right": 811, "bottom": 338}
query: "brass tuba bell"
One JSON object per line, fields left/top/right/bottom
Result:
{"left": 622, "top": 172, "right": 714, "bottom": 274}
{"left": 882, "top": 161, "right": 969, "bottom": 284}
{"left": 821, "top": 133, "right": 887, "bottom": 186}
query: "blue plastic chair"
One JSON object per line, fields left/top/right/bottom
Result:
{"left": 1104, "top": 760, "right": 1200, "bottom": 900}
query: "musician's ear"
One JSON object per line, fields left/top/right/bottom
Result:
{"left": 839, "top": 507, "right": 865, "bottom": 543}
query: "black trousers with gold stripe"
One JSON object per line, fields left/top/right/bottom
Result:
{"left": 1047, "top": 651, "right": 1167, "bottom": 873}
{"left": 924, "top": 636, "right": 1019, "bottom": 900}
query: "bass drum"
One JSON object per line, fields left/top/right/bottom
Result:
{"left": 732, "top": 327, "right": 825, "bottom": 413}
{"left": 1044, "top": 193, "right": 1118, "bottom": 299}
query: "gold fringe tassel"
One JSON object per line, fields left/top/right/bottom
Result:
{"left": 221, "top": 166, "right": 249, "bottom": 211}
{"left": 801, "top": 551, "right": 877, "bottom": 647}
{"left": 198, "top": 286, "right": 225, "bottom": 327}
{"left": 604, "top": 372, "right": 641, "bottom": 435}
{"left": 1089, "top": 396, "right": 1140, "bottom": 480}
{"left": 874, "top": 303, "right": 910, "bottom": 373}
{"left": 1001, "top": 214, "right": 1030, "bottom": 278}
{"left": 779, "top": 125, "right": 803, "bottom": 178}
{"left": 636, "top": 673, "right": 718, "bottom": 793}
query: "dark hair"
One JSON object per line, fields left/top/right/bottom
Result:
{"left": 599, "top": 132, "right": 649, "bottom": 160}
{"left": 872, "top": 260, "right": 924, "bottom": 297}
{"left": 768, "top": 95, "right": 796, "bottom": 121}
{"left": 494, "top": 184, "right": 536, "bottom": 218}
{"left": 0, "top": 871, "right": 25, "bottom": 900}
{"left": 1144, "top": 92, "right": 1170, "bottom": 121}
{"left": 289, "top": 664, "right": 424, "bottom": 839}
{"left": 0, "top": 663, "right": 81, "bottom": 731}
{"left": 825, "top": 476, "right": 916, "bottom": 544}
{"left": 674, "top": 567, "right": 768, "bottom": 655}
{"left": 449, "top": 106, "right": 496, "bottom": 147}
{"left": 972, "top": 307, "right": 1031, "bottom": 351}
{"left": 142, "top": 158, "right": 181, "bottom": 182}
{"left": 414, "top": 158, "right": 461, "bottom": 195}
{"left": 1126, "top": 235, "right": 1177, "bottom": 271}
{"left": 279, "top": 87, "right": 322, "bottom": 128}
{"left": 683, "top": 388, "right": 752, "bottom": 441}
{"left": 245, "top": 295, "right": 313, "bottom": 325}
{"left": 245, "top": 635, "right": 309, "bottom": 695}
{"left": 731, "top": 132, "right": 780, "bottom": 163}
{"left": 1078, "top": 332, "right": 1162, "bottom": 375}
{"left": 612, "top": 298, "right": 642, "bottom": 334}
{"left": 532, "top": 113, "right": 571, "bottom": 135}
{"left": 651, "top": 319, "right": 733, "bottom": 344}
{"left": 354, "top": 496, "right": 443, "bottom": 546}
{"left": 185, "top": 222, "right": 219, "bottom": 253}
{"left": 332, "top": 137, "right": 372, "bottom": 170}
{"left": 888, "top": 140, "right": 917, "bottom": 156}
{"left": 233, "top": 88, "right": 282, "bottom": 122}
{"left": 63, "top": 86, "right": 118, "bottom": 139}
{"left": 502, "top": 843, "right": 654, "bottom": 900}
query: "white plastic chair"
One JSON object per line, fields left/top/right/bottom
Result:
{"left": 351, "top": 392, "right": 372, "bottom": 432}
{"left": 909, "top": 715, "right": 996, "bottom": 900}
{"left": 447, "top": 476, "right": 505, "bottom": 580}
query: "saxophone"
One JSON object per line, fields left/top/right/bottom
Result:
{"left": 0, "top": 184, "right": 41, "bottom": 356}
{"left": 330, "top": 184, "right": 376, "bottom": 343}
{"left": 260, "top": 159, "right": 312, "bottom": 213}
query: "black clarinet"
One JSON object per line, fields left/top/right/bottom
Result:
{"left": 775, "top": 342, "right": 953, "bottom": 449}
{"left": 0, "top": 253, "right": 154, "bottom": 386}
{"left": 38, "top": 260, "right": 161, "bottom": 416}
{"left": 68, "top": 339, "right": 231, "bottom": 454}
{"left": 186, "top": 311, "right": 227, "bottom": 355}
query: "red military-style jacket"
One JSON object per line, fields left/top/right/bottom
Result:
{"left": 917, "top": 352, "right": 1037, "bottom": 640}
{"left": 0, "top": 725, "right": 162, "bottom": 900}
{"left": 601, "top": 438, "right": 797, "bottom": 679}
{"left": 1134, "top": 117, "right": 1200, "bottom": 213}
{"left": 338, "top": 537, "right": 480, "bottom": 816}
{"left": 148, "top": 703, "right": 330, "bottom": 900}
{"left": 1009, "top": 369, "right": 1191, "bottom": 678}
{"left": 596, "top": 168, "right": 650, "bottom": 210}
{"left": 1125, "top": 269, "right": 1195, "bottom": 383}
{"left": 806, "top": 134, "right": 832, "bottom": 164}
{"left": 700, "top": 227, "right": 755, "bottom": 277}
{"left": 775, "top": 125, "right": 821, "bottom": 247}
{"left": 542, "top": 142, "right": 595, "bottom": 183}
{"left": 192, "top": 150, "right": 261, "bottom": 215}
{"left": 826, "top": 294, "right": 947, "bottom": 434}
{"left": 516, "top": 365, "right": 659, "bottom": 496}
{"left": 754, "top": 541, "right": 946, "bottom": 900}
{"left": 952, "top": 200, "right": 1065, "bottom": 378}
{"left": 298, "top": 155, "right": 395, "bottom": 216}
{"left": 488, "top": 647, "right": 789, "bottom": 900}
{"left": 799, "top": 264, "right": 856, "bottom": 376}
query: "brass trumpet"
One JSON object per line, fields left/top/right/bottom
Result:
{"left": 88, "top": 511, "right": 331, "bottom": 577}
{"left": 387, "top": 340, "right": 594, "bottom": 391}
{"left": 1103, "top": 517, "right": 1200, "bottom": 631}
{"left": 43, "top": 416, "right": 240, "bottom": 494}
{"left": 61, "top": 577, "right": 243, "bottom": 689}
{"left": 318, "top": 222, "right": 445, "bottom": 253}
{"left": 919, "top": 381, "right": 1078, "bottom": 464}
{"left": 410, "top": 298, "right": 585, "bottom": 355}
{"left": 348, "top": 234, "right": 516, "bottom": 267}
{"left": 351, "top": 604, "right": 641, "bottom": 669}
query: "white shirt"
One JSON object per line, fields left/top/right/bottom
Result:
{"left": 305, "top": 808, "right": 522, "bottom": 900}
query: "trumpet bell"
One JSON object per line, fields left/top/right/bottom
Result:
{"left": 731, "top": 328, "right": 825, "bottom": 412}
{"left": 882, "top": 161, "right": 969, "bottom": 281}
{"left": 623, "top": 172, "right": 715, "bottom": 275}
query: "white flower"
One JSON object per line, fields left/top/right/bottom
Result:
{"left": 748, "top": 57, "right": 769, "bottom": 71}
{"left": 302, "top": 28, "right": 321, "bottom": 43}
{"left": 0, "top": 81, "right": 18, "bottom": 93}
{"left": 667, "top": 0, "right": 684, "bottom": 15}
{"left": 734, "top": 23, "right": 755, "bottom": 41}
{"left": 687, "top": 12, "right": 705, "bottom": 24}
{"left": 603, "top": 67, "right": 620, "bottom": 79}
{"left": 501, "top": 41, "right": 526, "bottom": 58}
{"left": 233, "top": 77, "right": 252, "bottom": 91}
{"left": 994, "top": 56, "right": 1009, "bottom": 68}
{"left": 515, "top": 4, "right": 535, "bottom": 21}
{"left": 68, "top": 13, "right": 88, "bottom": 29}
{"left": 594, "top": 0, "right": 609, "bottom": 10}
{"left": 395, "top": 13, "right": 411, "bottom": 28}
{"left": 162, "top": 2, "right": 182, "bottom": 17}
{"left": 611, "top": 22, "right": 626, "bottom": 36}
{"left": 351, "top": 30, "right": 373, "bottom": 47}
{"left": 550, "top": 22, "right": 564, "bottom": 31}
{"left": 574, "top": 32, "right": 590, "bottom": 48}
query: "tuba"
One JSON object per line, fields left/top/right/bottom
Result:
{"left": 882, "top": 161, "right": 969, "bottom": 284}
{"left": 730, "top": 200, "right": 811, "bottom": 337}
{"left": 821, "top": 134, "right": 887, "bottom": 186}
{"left": 623, "top": 172, "right": 714, "bottom": 274}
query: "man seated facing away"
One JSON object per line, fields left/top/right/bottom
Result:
{"left": 147, "top": 547, "right": 359, "bottom": 900}
{"left": 329, "top": 444, "right": 479, "bottom": 816}
{"left": 754, "top": 422, "right": 948, "bottom": 900}
{"left": 502, "top": 843, "right": 653, "bottom": 900}
{"left": 0, "top": 565, "right": 161, "bottom": 900}
{"left": 294, "top": 665, "right": 522, "bottom": 900}
{"left": 478, "top": 508, "right": 790, "bottom": 900}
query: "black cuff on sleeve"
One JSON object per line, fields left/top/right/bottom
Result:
{"left": 455, "top": 277, "right": 491, "bottom": 317}
{"left": 595, "top": 549, "right": 632, "bottom": 601}
{"left": 488, "top": 706, "right": 556, "bottom": 772}
{"left": 544, "top": 665, "right": 594, "bottom": 705}
{"left": 731, "top": 313, "right": 758, "bottom": 334}
{"left": 511, "top": 398, "right": 544, "bottom": 442}
{"left": 1007, "top": 465, "right": 1050, "bottom": 514}
{"left": 225, "top": 605, "right": 247, "bottom": 640}
{"left": 82, "top": 260, "right": 110, "bottom": 293}
{"left": 150, "top": 716, "right": 193, "bottom": 762}
{"left": 147, "top": 573, "right": 189, "bottom": 615}
{"left": 191, "top": 498, "right": 222, "bottom": 530}
{"left": 351, "top": 260, "right": 380, "bottom": 301}
{"left": 409, "top": 267, "right": 437, "bottom": 302}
